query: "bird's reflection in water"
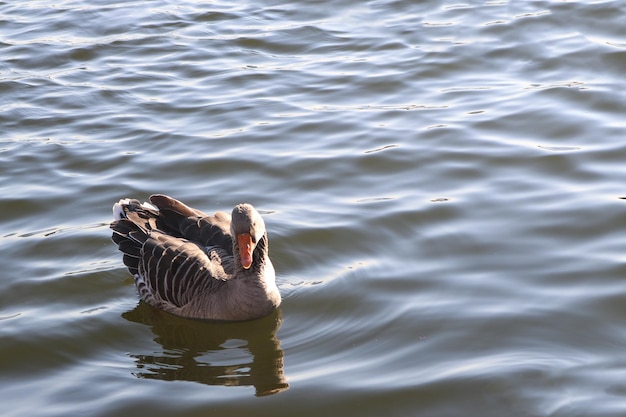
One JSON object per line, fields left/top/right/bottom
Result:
{"left": 122, "top": 303, "right": 288, "bottom": 396}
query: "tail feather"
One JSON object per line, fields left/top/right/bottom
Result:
{"left": 117, "top": 239, "right": 141, "bottom": 257}
{"left": 112, "top": 198, "right": 131, "bottom": 220}
{"left": 111, "top": 200, "right": 153, "bottom": 276}
{"left": 123, "top": 254, "right": 140, "bottom": 276}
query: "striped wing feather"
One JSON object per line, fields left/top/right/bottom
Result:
{"left": 111, "top": 195, "right": 237, "bottom": 313}
{"left": 137, "top": 231, "right": 234, "bottom": 309}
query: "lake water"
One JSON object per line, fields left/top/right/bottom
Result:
{"left": 2, "top": 0, "right": 626, "bottom": 416}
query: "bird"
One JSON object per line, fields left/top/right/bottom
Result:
{"left": 110, "top": 194, "right": 281, "bottom": 321}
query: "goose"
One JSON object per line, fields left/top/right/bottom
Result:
{"left": 110, "top": 194, "right": 280, "bottom": 321}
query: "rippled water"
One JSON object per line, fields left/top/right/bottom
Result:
{"left": 2, "top": 0, "right": 626, "bottom": 416}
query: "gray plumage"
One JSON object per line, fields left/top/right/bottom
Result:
{"left": 110, "top": 194, "right": 280, "bottom": 321}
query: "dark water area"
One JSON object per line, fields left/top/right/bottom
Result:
{"left": 2, "top": 1, "right": 626, "bottom": 416}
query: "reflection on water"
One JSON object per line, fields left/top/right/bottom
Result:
{"left": 122, "top": 303, "right": 288, "bottom": 397}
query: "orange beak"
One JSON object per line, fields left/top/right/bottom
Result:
{"left": 237, "top": 233, "right": 254, "bottom": 269}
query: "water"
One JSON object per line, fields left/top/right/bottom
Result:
{"left": 2, "top": 0, "right": 626, "bottom": 415}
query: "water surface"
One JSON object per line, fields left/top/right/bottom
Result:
{"left": 2, "top": 1, "right": 626, "bottom": 416}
